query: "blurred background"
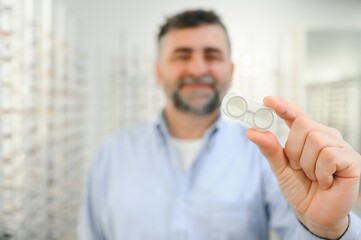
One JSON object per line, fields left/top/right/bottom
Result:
{"left": 1, "top": 0, "right": 361, "bottom": 239}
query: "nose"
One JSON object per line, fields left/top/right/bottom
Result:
{"left": 185, "top": 55, "right": 209, "bottom": 77}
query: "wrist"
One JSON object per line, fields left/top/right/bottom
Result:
{"left": 298, "top": 214, "right": 350, "bottom": 240}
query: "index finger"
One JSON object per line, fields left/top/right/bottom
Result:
{"left": 263, "top": 96, "right": 306, "bottom": 128}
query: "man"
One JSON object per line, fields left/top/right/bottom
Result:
{"left": 78, "top": 9, "right": 361, "bottom": 239}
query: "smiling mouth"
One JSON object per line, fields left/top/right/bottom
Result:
{"left": 179, "top": 76, "right": 216, "bottom": 91}
{"left": 181, "top": 83, "right": 213, "bottom": 92}
{"left": 182, "top": 83, "right": 213, "bottom": 90}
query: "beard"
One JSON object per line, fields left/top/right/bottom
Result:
{"left": 172, "top": 76, "right": 221, "bottom": 116}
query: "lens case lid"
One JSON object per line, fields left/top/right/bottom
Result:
{"left": 221, "top": 92, "right": 275, "bottom": 131}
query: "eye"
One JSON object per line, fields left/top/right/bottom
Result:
{"left": 205, "top": 52, "right": 222, "bottom": 61}
{"left": 174, "top": 53, "right": 190, "bottom": 61}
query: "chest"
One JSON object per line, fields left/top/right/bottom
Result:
{"left": 102, "top": 154, "right": 266, "bottom": 239}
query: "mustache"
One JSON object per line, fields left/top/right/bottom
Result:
{"left": 178, "top": 76, "right": 216, "bottom": 88}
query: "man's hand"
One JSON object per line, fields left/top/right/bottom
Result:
{"left": 246, "top": 96, "right": 361, "bottom": 239}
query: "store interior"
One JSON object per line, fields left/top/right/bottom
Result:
{"left": 1, "top": 0, "right": 361, "bottom": 239}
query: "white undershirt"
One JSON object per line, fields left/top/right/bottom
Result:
{"left": 169, "top": 137, "right": 204, "bottom": 171}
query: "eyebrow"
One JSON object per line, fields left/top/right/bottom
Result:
{"left": 172, "top": 47, "right": 224, "bottom": 55}
{"left": 204, "top": 47, "right": 223, "bottom": 55}
{"left": 172, "top": 47, "right": 193, "bottom": 54}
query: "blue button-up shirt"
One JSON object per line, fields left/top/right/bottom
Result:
{"left": 78, "top": 115, "right": 361, "bottom": 240}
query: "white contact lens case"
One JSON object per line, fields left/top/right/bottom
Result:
{"left": 221, "top": 92, "right": 275, "bottom": 131}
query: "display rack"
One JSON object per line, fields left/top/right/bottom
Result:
{"left": 1, "top": 2, "right": 361, "bottom": 240}
{"left": 1, "top": 0, "right": 27, "bottom": 238}
{"left": 306, "top": 78, "right": 361, "bottom": 156}
{"left": 0, "top": 0, "right": 88, "bottom": 239}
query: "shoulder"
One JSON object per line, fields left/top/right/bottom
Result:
{"left": 90, "top": 122, "right": 156, "bottom": 170}
{"left": 218, "top": 118, "right": 253, "bottom": 147}
{"left": 221, "top": 118, "right": 248, "bottom": 135}
{"left": 219, "top": 118, "right": 270, "bottom": 167}
{"left": 104, "top": 122, "right": 156, "bottom": 149}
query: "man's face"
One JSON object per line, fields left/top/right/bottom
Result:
{"left": 156, "top": 24, "right": 234, "bottom": 115}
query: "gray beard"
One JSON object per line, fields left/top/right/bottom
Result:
{"left": 172, "top": 76, "right": 220, "bottom": 115}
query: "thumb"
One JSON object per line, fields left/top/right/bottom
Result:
{"left": 246, "top": 128, "right": 288, "bottom": 177}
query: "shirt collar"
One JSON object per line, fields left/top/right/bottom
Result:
{"left": 155, "top": 111, "right": 223, "bottom": 142}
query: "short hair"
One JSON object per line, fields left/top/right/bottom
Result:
{"left": 157, "top": 9, "right": 231, "bottom": 54}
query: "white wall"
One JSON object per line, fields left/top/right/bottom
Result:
{"left": 63, "top": 0, "right": 361, "bottom": 97}
{"left": 60, "top": 0, "right": 361, "bottom": 152}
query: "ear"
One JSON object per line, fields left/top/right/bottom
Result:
{"left": 154, "top": 61, "right": 162, "bottom": 86}
{"left": 229, "top": 61, "right": 235, "bottom": 84}
{"left": 230, "top": 61, "right": 235, "bottom": 77}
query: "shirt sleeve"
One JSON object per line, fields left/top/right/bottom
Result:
{"left": 77, "top": 143, "right": 109, "bottom": 240}
{"left": 296, "top": 212, "right": 361, "bottom": 240}
{"left": 260, "top": 152, "right": 299, "bottom": 239}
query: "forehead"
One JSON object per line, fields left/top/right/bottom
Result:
{"left": 159, "top": 24, "right": 230, "bottom": 56}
